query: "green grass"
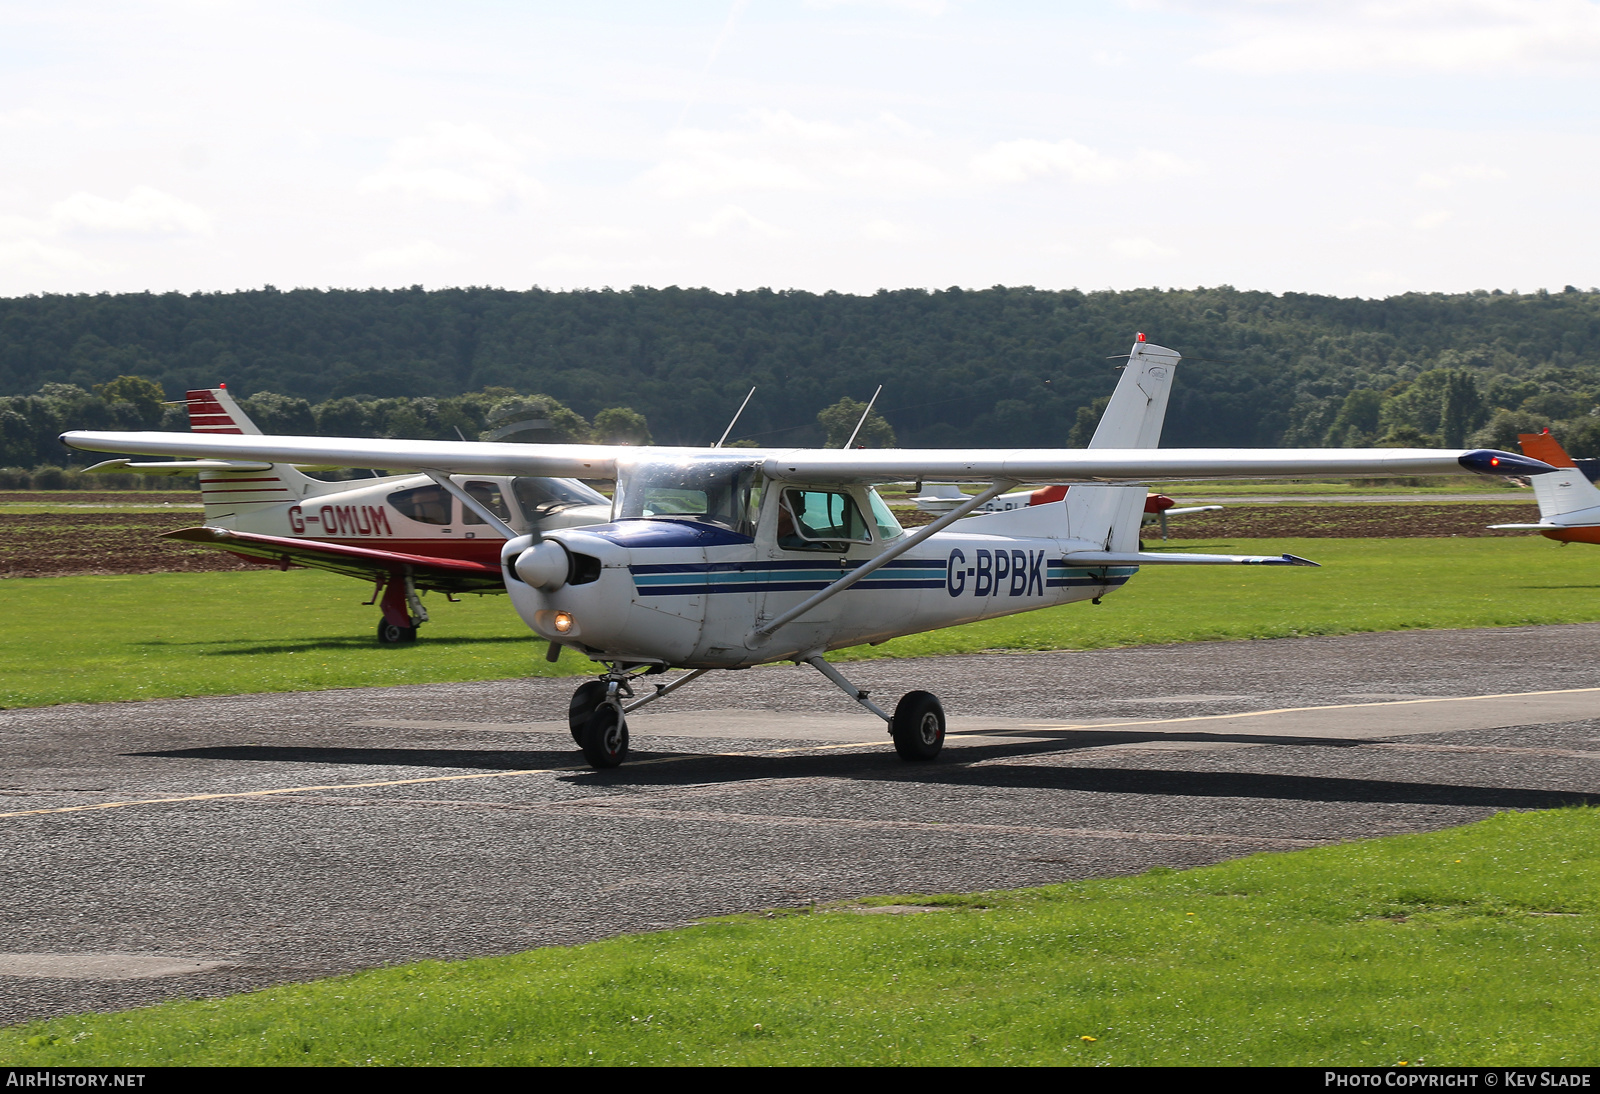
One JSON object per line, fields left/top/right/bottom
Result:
{"left": 4, "top": 537, "right": 1598, "bottom": 707}
{"left": 6, "top": 808, "right": 1599, "bottom": 1066}
{"left": 0, "top": 570, "right": 576, "bottom": 707}
{"left": 839, "top": 536, "right": 1600, "bottom": 662}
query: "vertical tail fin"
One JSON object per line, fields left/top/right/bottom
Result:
{"left": 185, "top": 388, "right": 319, "bottom": 522}
{"left": 1087, "top": 335, "right": 1180, "bottom": 450}
{"left": 1518, "top": 433, "right": 1600, "bottom": 523}
{"left": 1066, "top": 336, "right": 1181, "bottom": 550}
{"left": 185, "top": 387, "right": 262, "bottom": 435}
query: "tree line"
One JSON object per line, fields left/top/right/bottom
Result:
{"left": 3, "top": 284, "right": 1599, "bottom": 471}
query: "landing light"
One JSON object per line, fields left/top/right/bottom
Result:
{"left": 553, "top": 611, "right": 575, "bottom": 635}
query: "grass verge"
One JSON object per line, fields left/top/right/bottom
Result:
{"left": 840, "top": 535, "right": 1600, "bottom": 661}
{"left": 4, "top": 537, "right": 1599, "bottom": 707}
{"left": 5, "top": 808, "right": 1598, "bottom": 1066}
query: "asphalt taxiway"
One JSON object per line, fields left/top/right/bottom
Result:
{"left": 2, "top": 624, "right": 1598, "bottom": 1026}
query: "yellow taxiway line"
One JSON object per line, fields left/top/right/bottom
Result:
{"left": 0, "top": 740, "right": 884, "bottom": 821}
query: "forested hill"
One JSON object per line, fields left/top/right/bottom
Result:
{"left": 5, "top": 284, "right": 1600, "bottom": 465}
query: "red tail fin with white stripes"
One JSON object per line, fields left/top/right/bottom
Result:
{"left": 184, "top": 387, "right": 262, "bottom": 436}
{"left": 185, "top": 388, "right": 319, "bottom": 520}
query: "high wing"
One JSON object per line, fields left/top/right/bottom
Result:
{"left": 164, "top": 526, "right": 504, "bottom": 593}
{"left": 60, "top": 429, "right": 1555, "bottom": 482}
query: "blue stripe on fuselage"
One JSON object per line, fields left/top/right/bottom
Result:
{"left": 628, "top": 557, "right": 1132, "bottom": 597}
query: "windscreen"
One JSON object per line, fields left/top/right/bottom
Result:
{"left": 612, "top": 457, "right": 761, "bottom": 536}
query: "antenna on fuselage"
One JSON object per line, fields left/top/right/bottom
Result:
{"left": 713, "top": 387, "right": 757, "bottom": 448}
{"left": 842, "top": 385, "right": 883, "bottom": 449}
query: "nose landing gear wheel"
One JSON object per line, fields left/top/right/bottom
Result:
{"left": 890, "top": 690, "right": 945, "bottom": 761}
{"left": 568, "top": 680, "right": 610, "bottom": 744}
{"left": 377, "top": 620, "right": 417, "bottom": 644}
{"left": 579, "top": 705, "right": 629, "bottom": 769}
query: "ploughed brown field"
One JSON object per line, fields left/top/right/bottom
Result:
{"left": 0, "top": 491, "right": 200, "bottom": 505}
{"left": 0, "top": 502, "right": 1548, "bottom": 579}
{"left": 0, "top": 514, "right": 254, "bottom": 578}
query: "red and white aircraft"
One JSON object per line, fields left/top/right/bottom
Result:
{"left": 86, "top": 387, "right": 611, "bottom": 642}
{"left": 1488, "top": 431, "right": 1600, "bottom": 545}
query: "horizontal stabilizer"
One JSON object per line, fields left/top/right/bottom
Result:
{"left": 162, "top": 527, "right": 504, "bottom": 592}
{"left": 1063, "top": 550, "right": 1319, "bottom": 567}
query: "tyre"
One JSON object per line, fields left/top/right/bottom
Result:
{"left": 579, "top": 705, "right": 629, "bottom": 769}
{"left": 568, "top": 680, "right": 609, "bottom": 744}
{"left": 890, "top": 690, "right": 945, "bottom": 761}
{"left": 377, "top": 620, "right": 417, "bottom": 644}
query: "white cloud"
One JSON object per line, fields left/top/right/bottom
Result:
{"left": 360, "top": 123, "right": 543, "bottom": 206}
{"left": 644, "top": 151, "right": 818, "bottom": 198}
{"left": 972, "top": 138, "right": 1121, "bottom": 184}
{"left": 803, "top": 0, "right": 954, "bottom": 15}
{"left": 1176, "top": 0, "right": 1600, "bottom": 74}
{"left": 1109, "top": 236, "right": 1179, "bottom": 260}
{"left": 359, "top": 240, "right": 460, "bottom": 272}
{"left": 687, "top": 205, "right": 791, "bottom": 238}
{"left": 970, "top": 140, "right": 1191, "bottom": 186}
{"left": 49, "top": 186, "right": 213, "bottom": 236}
{"left": 1416, "top": 164, "right": 1509, "bottom": 189}
{"left": 644, "top": 110, "right": 946, "bottom": 199}
{"left": 1413, "top": 209, "right": 1455, "bottom": 230}
{"left": 861, "top": 218, "right": 919, "bottom": 241}
{"left": 0, "top": 239, "right": 100, "bottom": 274}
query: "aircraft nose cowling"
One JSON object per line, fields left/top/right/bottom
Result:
{"left": 513, "top": 540, "right": 571, "bottom": 590}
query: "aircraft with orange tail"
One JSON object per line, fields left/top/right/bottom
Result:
{"left": 1488, "top": 432, "right": 1600, "bottom": 544}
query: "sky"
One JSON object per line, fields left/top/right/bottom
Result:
{"left": 1, "top": 0, "right": 1598, "bottom": 299}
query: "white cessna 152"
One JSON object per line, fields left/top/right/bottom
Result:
{"left": 62, "top": 336, "right": 1554, "bottom": 770}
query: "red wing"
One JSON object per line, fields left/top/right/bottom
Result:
{"left": 162, "top": 526, "right": 507, "bottom": 593}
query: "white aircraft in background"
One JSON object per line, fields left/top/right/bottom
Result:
{"left": 85, "top": 387, "right": 611, "bottom": 643}
{"left": 63, "top": 336, "right": 1552, "bottom": 770}
{"left": 1488, "top": 431, "right": 1600, "bottom": 545}
{"left": 911, "top": 482, "right": 1220, "bottom": 539}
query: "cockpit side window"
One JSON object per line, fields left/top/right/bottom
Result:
{"left": 866, "top": 487, "right": 904, "bottom": 541}
{"left": 462, "top": 481, "right": 513, "bottom": 525}
{"left": 388, "top": 484, "right": 452, "bottom": 525}
{"left": 777, "top": 488, "right": 871, "bottom": 552}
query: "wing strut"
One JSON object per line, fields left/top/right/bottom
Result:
{"left": 749, "top": 478, "right": 1018, "bottom": 644}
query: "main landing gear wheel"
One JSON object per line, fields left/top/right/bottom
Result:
{"left": 568, "top": 680, "right": 610, "bottom": 745}
{"left": 579, "top": 705, "right": 629, "bottom": 769}
{"left": 377, "top": 620, "right": 417, "bottom": 644}
{"left": 890, "top": 690, "right": 945, "bottom": 761}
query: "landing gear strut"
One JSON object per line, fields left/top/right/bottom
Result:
{"left": 567, "top": 663, "right": 680, "bottom": 769}
{"left": 804, "top": 655, "right": 945, "bottom": 761}
{"left": 373, "top": 574, "right": 428, "bottom": 645}
{"left": 561, "top": 658, "right": 944, "bottom": 769}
